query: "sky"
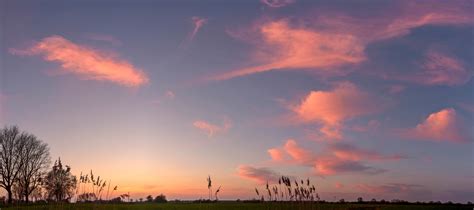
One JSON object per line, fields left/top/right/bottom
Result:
{"left": 1, "top": 0, "right": 473, "bottom": 203}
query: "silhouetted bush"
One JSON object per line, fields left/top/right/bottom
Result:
{"left": 154, "top": 194, "right": 167, "bottom": 203}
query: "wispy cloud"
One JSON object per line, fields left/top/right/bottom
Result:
{"left": 211, "top": 19, "right": 365, "bottom": 80}
{"left": 193, "top": 118, "right": 231, "bottom": 137}
{"left": 291, "top": 82, "right": 383, "bottom": 140}
{"left": 179, "top": 16, "right": 208, "bottom": 48}
{"left": 9, "top": 35, "right": 148, "bottom": 87}
{"left": 416, "top": 50, "right": 471, "bottom": 86}
{"left": 237, "top": 165, "right": 280, "bottom": 184}
{"left": 190, "top": 16, "right": 208, "bottom": 41}
{"left": 329, "top": 143, "right": 405, "bottom": 161}
{"left": 372, "top": 1, "right": 473, "bottom": 41}
{"left": 212, "top": 1, "right": 472, "bottom": 81}
{"left": 355, "top": 183, "right": 424, "bottom": 194}
{"left": 403, "top": 108, "right": 471, "bottom": 143}
{"left": 260, "top": 0, "right": 295, "bottom": 8}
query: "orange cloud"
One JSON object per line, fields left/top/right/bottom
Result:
{"left": 405, "top": 108, "right": 471, "bottom": 143}
{"left": 267, "top": 148, "right": 284, "bottom": 162}
{"left": 211, "top": 19, "right": 365, "bottom": 80}
{"left": 260, "top": 0, "right": 295, "bottom": 8}
{"left": 237, "top": 165, "right": 280, "bottom": 184}
{"left": 193, "top": 119, "right": 231, "bottom": 137}
{"left": 268, "top": 139, "right": 312, "bottom": 164}
{"left": 292, "top": 82, "right": 381, "bottom": 140}
{"left": 283, "top": 139, "right": 312, "bottom": 163}
{"left": 9, "top": 35, "right": 148, "bottom": 87}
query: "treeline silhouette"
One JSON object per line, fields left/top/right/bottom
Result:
{"left": 0, "top": 125, "right": 168, "bottom": 206}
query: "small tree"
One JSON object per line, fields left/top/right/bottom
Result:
{"left": 154, "top": 194, "right": 167, "bottom": 203}
{"left": 43, "top": 158, "right": 77, "bottom": 202}
{"left": 146, "top": 195, "right": 153, "bottom": 202}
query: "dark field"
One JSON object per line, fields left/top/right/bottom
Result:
{"left": 3, "top": 203, "right": 473, "bottom": 210}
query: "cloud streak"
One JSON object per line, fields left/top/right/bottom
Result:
{"left": 190, "top": 16, "right": 208, "bottom": 41}
{"left": 193, "top": 118, "right": 231, "bottom": 137}
{"left": 10, "top": 35, "right": 148, "bottom": 87}
{"left": 355, "top": 183, "right": 424, "bottom": 194}
{"left": 237, "top": 165, "right": 280, "bottom": 184}
{"left": 260, "top": 0, "right": 296, "bottom": 8}
{"left": 416, "top": 50, "right": 471, "bottom": 86}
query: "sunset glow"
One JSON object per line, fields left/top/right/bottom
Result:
{"left": 1, "top": 0, "right": 473, "bottom": 204}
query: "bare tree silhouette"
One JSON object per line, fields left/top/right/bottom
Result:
{"left": 17, "top": 132, "right": 51, "bottom": 203}
{"left": 0, "top": 126, "right": 27, "bottom": 204}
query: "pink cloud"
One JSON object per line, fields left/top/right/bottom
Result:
{"left": 268, "top": 139, "right": 403, "bottom": 176}
{"left": 405, "top": 108, "right": 471, "bottom": 143}
{"left": 190, "top": 16, "right": 208, "bottom": 41}
{"left": 335, "top": 182, "right": 344, "bottom": 189}
{"left": 237, "top": 165, "right": 280, "bottom": 184}
{"left": 329, "top": 143, "right": 405, "bottom": 162}
{"left": 9, "top": 35, "right": 148, "bottom": 87}
{"left": 292, "top": 82, "right": 382, "bottom": 140}
{"left": 268, "top": 139, "right": 312, "bottom": 164}
{"left": 267, "top": 148, "right": 284, "bottom": 162}
{"left": 260, "top": 0, "right": 295, "bottom": 8}
{"left": 283, "top": 139, "right": 312, "bottom": 163}
{"left": 210, "top": 19, "right": 365, "bottom": 80}
{"left": 212, "top": 2, "right": 472, "bottom": 81}
{"left": 193, "top": 118, "right": 231, "bottom": 137}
